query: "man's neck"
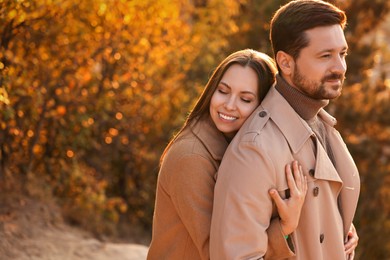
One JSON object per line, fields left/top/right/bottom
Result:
{"left": 275, "top": 74, "right": 328, "bottom": 120}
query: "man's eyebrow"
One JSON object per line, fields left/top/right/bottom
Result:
{"left": 320, "top": 46, "right": 349, "bottom": 53}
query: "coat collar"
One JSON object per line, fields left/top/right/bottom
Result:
{"left": 261, "top": 87, "right": 342, "bottom": 184}
{"left": 190, "top": 116, "right": 228, "bottom": 161}
{"left": 261, "top": 87, "right": 312, "bottom": 154}
{"left": 261, "top": 87, "right": 337, "bottom": 154}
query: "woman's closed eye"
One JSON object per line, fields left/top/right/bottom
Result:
{"left": 218, "top": 89, "right": 228, "bottom": 94}
{"left": 241, "top": 97, "right": 253, "bottom": 103}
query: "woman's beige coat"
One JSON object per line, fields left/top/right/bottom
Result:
{"left": 210, "top": 86, "right": 360, "bottom": 260}
{"left": 148, "top": 117, "right": 294, "bottom": 260}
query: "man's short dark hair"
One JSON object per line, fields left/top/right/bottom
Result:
{"left": 270, "top": 0, "right": 346, "bottom": 64}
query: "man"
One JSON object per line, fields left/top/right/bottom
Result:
{"left": 210, "top": 1, "right": 360, "bottom": 259}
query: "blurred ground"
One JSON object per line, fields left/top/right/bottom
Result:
{"left": 0, "top": 190, "right": 149, "bottom": 260}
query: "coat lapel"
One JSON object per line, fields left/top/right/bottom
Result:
{"left": 261, "top": 87, "right": 313, "bottom": 154}
{"left": 313, "top": 137, "right": 342, "bottom": 184}
{"left": 325, "top": 126, "right": 361, "bottom": 236}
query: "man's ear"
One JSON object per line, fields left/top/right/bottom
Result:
{"left": 276, "top": 51, "right": 294, "bottom": 76}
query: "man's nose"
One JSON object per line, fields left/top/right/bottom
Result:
{"left": 332, "top": 55, "right": 347, "bottom": 74}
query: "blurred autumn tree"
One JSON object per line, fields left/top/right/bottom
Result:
{"left": 334, "top": 2, "right": 390, "bottom": 259}
{"left": 1, "top": 0, "right": 389, "bottom": 257}
{"left": 0, "top": 0, "right": 245, "bottom": 237}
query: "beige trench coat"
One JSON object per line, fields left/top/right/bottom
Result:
{"left": 210, "top": 86, "right": 360, "bottom": 260}
{"left": 148, "top": 117, "right": 294, "bottom": 260}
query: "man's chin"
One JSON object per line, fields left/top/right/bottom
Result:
{"left": 325, "top": 90, "right": 342, "bottom": 100}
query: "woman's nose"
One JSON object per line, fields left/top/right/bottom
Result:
{"left": 224, "top": 96, "right": 236, "bottom": 110}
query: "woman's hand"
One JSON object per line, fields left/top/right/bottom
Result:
{"left": 345, "top": 223, "right": 358, "bottom": 259}
{"left": 269, "top": 160, "right": 308, "bottom": 235}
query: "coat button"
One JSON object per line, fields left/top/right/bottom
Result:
{"left": 313, "top": 187, "right": 319, "bottom": 197}
{"left": 258, "top": 111, "right": 267, "bottom": 117}
{"left": 320, "top": 233, "right": 325, "bottom": 243}
{"left": 309, "top": 169, "right": 315, "bottom": 177}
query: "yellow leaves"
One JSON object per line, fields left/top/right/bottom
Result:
{"left": 346, "top": 134, "right": 364, "bottom": 145}
{"left": 90, "top": 19, "right": 98, "bottom": 27}
{"left": 76, "top": 67, "right": 92, "bottom": 85}
{"left": 10, "top": 127, "right": 20, "bottom": 136}
{"left": 108, "top": 127, "right": 118, "bottom": 136}
{"left": 385, "top": 79, "right": 390, "bottom": 90}
{"left": 81, "top": 117, "right": 94, "bottom": 128}
{"left": 120, "top": 136, "right": 129, "bottom": 145}
{"left": 27, "top": 130, "right": 34, "bottom": 137}
{"left": 139, "top": 38, "right": 151, "bottom": 49}
{"left": 123, "top": 14, "right": 132, "bottom": 24}
{"left": 104, "top": 127, "right": 119, "bottom": 144}
{"left": 0, "top": 87, "right": 10, "bottom": 105}
{"left": 115, "top": 112, "right": 123, "bottom": 120}
{"left": 56, "top": 105, "right": 67, "bottom": 116}
{"left": 33, "top": 144, "right": 43, "bottom": 155}
{"left": 105, "top": 136, "right": 112, "bottom": 144}
{"left": 113, "top": 52, "right": 121, "bottom": 61}
{"left": 94, "top": 26, "right": 104, "bottom": 33}
{"left": 0, "top": 0, "right": 306, "bottom": 236}
{"left": 106, "top": 197, "right": 127, "bottom": 214}
{"left": 7, "top": 8, "right": 26, "bottom": 24}
{"left": 7, "top": 9, "right": 18, "bottom": 20}
{"left": 98, "top": 3, "right": 107, "bottom": 16}
{"left": 130, "top": 81, "right": 138, "bottom": 88}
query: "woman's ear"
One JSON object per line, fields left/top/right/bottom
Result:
{"left": 276, "top": 51, "right": 294, "bottom": 76}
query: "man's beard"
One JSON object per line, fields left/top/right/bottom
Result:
{"left": 292, "top": 66, "right": 345, "bottom": 100}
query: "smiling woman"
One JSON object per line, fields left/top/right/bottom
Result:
{"left": 147, "top": 49, "right": 308, "bottom": 260}
{"left": 210, "top": 64, "right": 260, "bottom": 140}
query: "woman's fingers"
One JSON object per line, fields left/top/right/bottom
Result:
{"left": 288, "top": 161, "right": 307, "bottom": 197}
{"left": 270, "top": 160, "right": 308, "bottom": 236}
{"left": 269, "top": 189, "right": 285, "bottom": 211}
{"left": 300, "top": 165, "right": 308, "bottom": 194}
{"left": 285, "top": 162, "right": 297, "bottom": 193}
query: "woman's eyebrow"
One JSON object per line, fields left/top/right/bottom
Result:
{"left": 220, "top": 81, "right": 256, "bottom": 96}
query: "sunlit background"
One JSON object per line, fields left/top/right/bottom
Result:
{"left": 1, "top": 0, "right": 389, "bottom": 259}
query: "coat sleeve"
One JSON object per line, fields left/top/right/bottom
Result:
{"left": 265, "top": 218, "right": 295, "bottom": 259}
{"left": 163, "top": 153, "right": 216, "bottom": 259}
{"left": 210, "top": 137, "right": 294, "bottom": 259}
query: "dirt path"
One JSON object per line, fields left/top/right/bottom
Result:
{"left": 2, "top": 224, "right": 148, "bottom": 260}
{"left": 0, "top": 194, "right": 149, "bottom": 260}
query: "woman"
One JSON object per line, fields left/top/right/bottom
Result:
{"left": 147, "top": 49, "right": 306, "bottom": 259}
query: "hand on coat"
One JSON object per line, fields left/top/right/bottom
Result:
{"left": 269, "top": 160, "right": 308, "bottom": 235}
{"left": 345, "top": 223, "right": 358, "bottom": 259}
